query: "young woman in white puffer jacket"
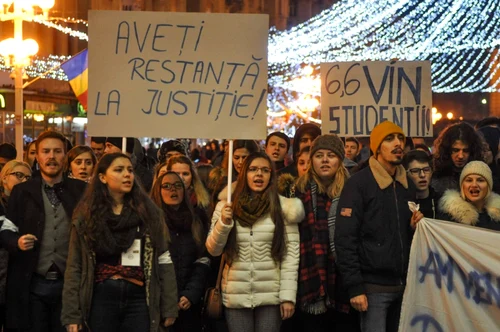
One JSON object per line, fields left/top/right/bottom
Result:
{"left": 206, "top": 151, "right": 305, "bottom": 332}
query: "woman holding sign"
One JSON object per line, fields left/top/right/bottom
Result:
{"left": 438, "top": 161, "right": 500, "bottom": 231}
{"left": 206, "top": 152, "right": 304, "bottom": 332}
{"left": 209, "top": 139, "right": 259, "bottom": 207}
{"left": 61, "top": 153, "right": 178, "bottom": 332}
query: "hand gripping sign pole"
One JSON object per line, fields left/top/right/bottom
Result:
{"left": 226, "top": 140, "right": 234, "bottom": 204}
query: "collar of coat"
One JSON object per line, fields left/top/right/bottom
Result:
{"left": 369, "top": 156, "right": 408, "bottom": 190}
{"left": 218, "top": 181, "right": 304, "bottom": 225}
{"left": 438, "top": 190, "right": 500, "bottom": 225}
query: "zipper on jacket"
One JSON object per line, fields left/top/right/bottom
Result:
{"left": 393, "top": 182, "right": 405, "bottom": 285}
{"left": 250, "top": 225, "right": 254, "bottom": 308}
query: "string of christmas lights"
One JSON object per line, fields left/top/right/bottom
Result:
{"left": 267, "top": 0, "right": 500, "bottom": 120}
{"left": 33, "top": 17, "right": 88, "bottom": 41}
{"left": 47, "top": 17, "right": 88, "bottom": 26}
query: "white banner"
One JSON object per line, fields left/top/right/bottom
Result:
{"left": 399, "top": 218, "right": 500, "bottom": 332}
{"left": 320, "top": 61, "right": 432, "bottom": 137}
{"left": 88, "top": 10, "right": 268, "bottom": 139}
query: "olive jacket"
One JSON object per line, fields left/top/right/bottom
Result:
{"left": 61, "top": 217, "right": 178, "bottom": 331}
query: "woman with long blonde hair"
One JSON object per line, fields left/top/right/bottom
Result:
{"left": 166, "top": 155, "right": 210, "bottom": 209}
{"left": 294, "top": 135, "right": 350, "bottom": 331}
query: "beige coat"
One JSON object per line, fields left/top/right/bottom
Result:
{"left": 206, "top": 194, "right": 304, "bottom": 309}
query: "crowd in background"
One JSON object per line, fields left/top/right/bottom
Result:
{"left": 0, "top": 116, "right": 498, "bottom": 332}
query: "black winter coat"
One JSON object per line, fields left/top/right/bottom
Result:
{"left": 0, "top": 177, "right": 86, "bottom": 329}
{"left": 168, "top": 209, "right": 210, "bottom": 305}
{"left": 335, "top": 158, "right": 416, "bottom": 299}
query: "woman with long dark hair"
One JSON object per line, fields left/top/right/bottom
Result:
{"left": 62, "top": 153, "right": 178, "bottom": 332}
{"left": 206, "top": 152, "right": 304, "bottom": 332}
{"left": 209, "top": 140, "right": 260, "bottom": 207}
{"left": 151, "top": 171, "right": 210, "bottom": 331}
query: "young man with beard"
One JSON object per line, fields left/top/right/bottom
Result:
{"left": 403, "top": 150, "right": 439, "bottom": 218}
{"left": 335, "top": 121, "right": 423, "bottom": 332}
{"left": 431, "top": 122, "right": 484, "bottom": 196}
{"left": 265, "top": 132, "right": 290, "bottom": 171}
{"left": 0, "top": 131, "right": 86, "bottom": 332}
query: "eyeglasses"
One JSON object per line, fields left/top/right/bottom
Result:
{"left": 9, "top": 172, "right": 31, "bottom": 181}
{"left": 161, "top": 182, "right": 183, "bottom": 190}
{"left": 407, "top": 167, "right": 432, "bottom": 175}
{"left": 248, "top": 166, "right": 271, "bottom": 174}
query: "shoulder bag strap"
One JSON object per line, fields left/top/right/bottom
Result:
{"left": 215, "top": 254, "right": 225, "bottom": 291}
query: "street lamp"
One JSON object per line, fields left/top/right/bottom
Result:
{"left": 0, "top": 0, "right": 54, "bottom": 160}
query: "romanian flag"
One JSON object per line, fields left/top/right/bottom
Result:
{"left": 61, "top": 49, "right": 88, "bottom": 111}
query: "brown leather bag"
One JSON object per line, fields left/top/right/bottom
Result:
{"left": 203, "top": 254, "right": 225, "bottom": 319}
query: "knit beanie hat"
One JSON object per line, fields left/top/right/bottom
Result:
{"left": 310, "top": 134, "right": 345, "bottom": 160}
{"left": 459, "top": 161, "right": 493, "bottom": 193}
{"left": 106, "top": 137, "right": 135, "bottom": 154}
{"left": 370, "top": 121, "right": 406, "bottom": 155}
{"left": 266, "top": 132, "right": 291, "bottom": 151}
{"left": 158, "top": 140, "right": 187, "bottom": 163}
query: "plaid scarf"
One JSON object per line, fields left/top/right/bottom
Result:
{"left": 296, "top": 181, "right": 349, "bottom": 314}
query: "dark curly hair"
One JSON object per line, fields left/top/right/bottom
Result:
{"left": 74, "top": 153, "right": 167, "bottom": 248}
{"left": 432, "top": 122, "right": 483, "bottom": 175}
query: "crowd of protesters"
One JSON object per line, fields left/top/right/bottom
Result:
{"left": 0, "top": 116, "right": 497, "bottom": 332}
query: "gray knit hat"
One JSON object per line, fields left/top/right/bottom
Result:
{"left": 310, "top": 134, "right": 344, "bottom": 160}
{"left": 459, "top": 161, "right": 493, "bottom": 193}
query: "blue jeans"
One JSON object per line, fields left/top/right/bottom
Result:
{"left": 225, "top": 305, "right": 281, "bottom": 332}
{"left": 360, "top": 292, "right": 403, "bottom": 332}
{"left": 23, "top": 274, "right": 65, "bottom": 332}
{"left": 89, "top": 279, "right": 150, "bottom": 332}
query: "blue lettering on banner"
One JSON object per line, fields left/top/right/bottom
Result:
{"left": 326, "top": 104, "right": 430, "bottom": 136}
{"left": 94, "top": 90, "right": 121, "bottom": 116}
{"left": 322, "top": 61, "right": 431, "bottom": 136}
{"left": 410, "top": 314, "right": 444, "bottom": 332}
{"left": 93, "top": 18, "right": 265, "bottom": 122}
{"left": 418, "top": 250, "right": 500, "bottom": 308}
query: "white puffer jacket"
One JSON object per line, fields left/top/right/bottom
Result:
{"left": 206, "top": 195, "right": 304, "bottom": 309}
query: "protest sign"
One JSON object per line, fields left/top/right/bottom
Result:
{"left": 87, "top": 10, "right": 268, "bottom": 139}
{"left": 399, "top": 218, "right": 500, "bottom": 332}
{"left": 320, "top": 61, "right": 432, "bottom": 137}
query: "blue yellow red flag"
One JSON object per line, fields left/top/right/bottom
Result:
{"left": 61, "top": 49, "right": 88, "bottom": 111}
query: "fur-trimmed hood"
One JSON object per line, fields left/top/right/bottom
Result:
{"left": 369, "top": 156, "right": 408, "bottom": 189}
{"left": 217, "top": 181, "right": 304, "bottom": 225}
{"left": 438, "top": 190, "right": 500, "bottom": 226}
{"left": 277, "top": 173, "right": 297, "bottom": 198}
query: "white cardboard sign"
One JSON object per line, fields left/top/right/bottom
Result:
{"left": 88, "top": 10, "right": 268, "bottom": 139}
{"left": 320, "top": 61, "right": 432, "bottom": 137}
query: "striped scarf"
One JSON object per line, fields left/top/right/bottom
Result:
{"left": 296, "top": 181, "right": 349, "bottom": 314}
